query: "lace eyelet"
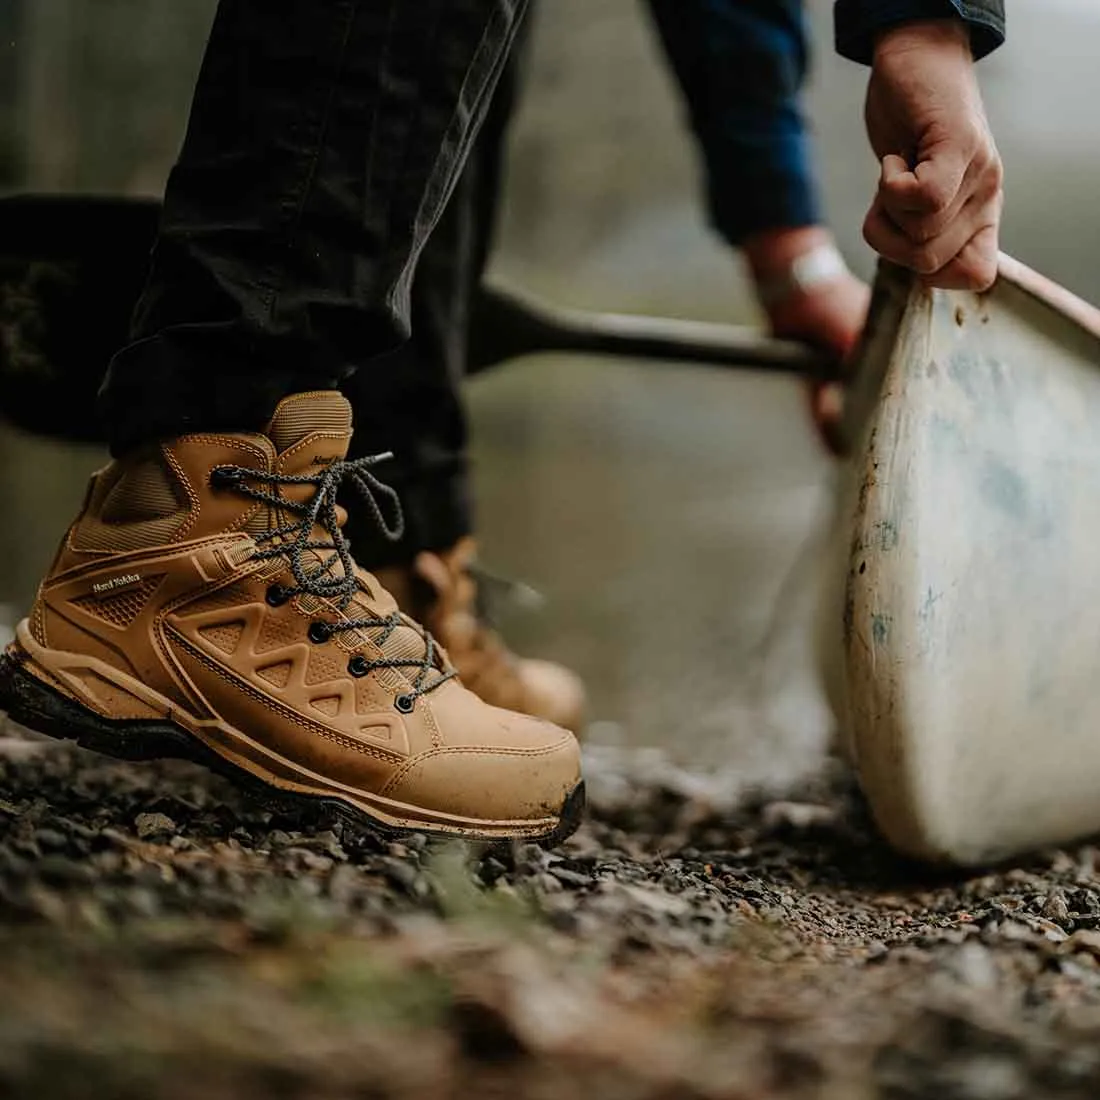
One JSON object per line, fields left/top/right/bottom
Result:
{"left": 266, "top": 584, "right": 292, "bottom": 607}
{"left": 308, "top": 621, "right": 332, "bottom": 644}
{"left": 347, "top": 656, "right": 369, "bottom": 678}
{"left": 394, "top": 694, "right": 416, "bottom": 715}
{"left": 209, "top": 466, "right": 241, "bottom": 490}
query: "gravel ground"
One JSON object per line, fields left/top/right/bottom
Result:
{"left": 4, "top": 728, "right": 1100, "bottom": 1099}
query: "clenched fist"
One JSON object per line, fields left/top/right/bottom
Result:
{"left": 863, "top": 20, "right": 1003, "bottom": 291}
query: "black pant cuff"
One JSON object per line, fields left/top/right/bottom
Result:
{"left": 101, "top": 330, "right": 336, "bottom": 455}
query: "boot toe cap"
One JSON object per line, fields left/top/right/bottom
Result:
{"left": 382, "top": 725, "right": 581, "bottom": 829}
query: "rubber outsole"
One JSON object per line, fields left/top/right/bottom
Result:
{"left": 0, "top": 651, "right": 585, "bottom": 849}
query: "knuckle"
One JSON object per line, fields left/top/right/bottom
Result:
{"left": 971, "top": 259, "right": 998, "bottom": 292}
{"left": 960, "top": 253, "right": 997, "bottom": 292}
{"left": 978, "top": 174, "right": 1002, "bottom": 204}
{"left": 912, "top": 242, "right": 943, "bottom": 275}
{"left": 922, "top": 185, "right": 952, "bottom": 215}
{"left": 904, "top": 214, "right": 941, "bottom": 244}
{"left": 975, "top": 143, "right": 1003, "bottom": 185}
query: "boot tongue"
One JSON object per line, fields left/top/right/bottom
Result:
{"left": 242, "top": 392, "right": 355, "bottom": 540}
{"left": 266, "top": 391, "right": 353, "bottom": 472}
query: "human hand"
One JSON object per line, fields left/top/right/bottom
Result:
{"left": 747, "top": 227, "right": 871, "bottom": 454}
{"left": 863, "top": 19, "right": 1003, "bottom": 291}
{"left": 773, "top": 273, "right": 870, "bottom": 455}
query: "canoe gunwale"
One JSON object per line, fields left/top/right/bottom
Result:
{"left": 997, "top": 252, "right": 1100, "bottom": 342}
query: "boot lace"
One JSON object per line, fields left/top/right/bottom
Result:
{"left": 210, "top": 453, "right": 455, "bottom": 710}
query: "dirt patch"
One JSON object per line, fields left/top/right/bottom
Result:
{"left": 3, "top": 730, "right": 1100, "bottom": 1099}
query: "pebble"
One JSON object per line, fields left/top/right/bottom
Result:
{"left": 285, "top": 849, "right": 334, "bottom": 874}
{"left": 36, "top": 854, "right": 95, "bottom": 886}
{"left": 33, "top": 828, "right": 70, "bottom": 853}
{"left": 547, "top": 866, "right": 591, "bottom": 889}
{"left": 994, "top": 919, "right": 1034, "bottom": 946}
{"left": 760, "top": 802, "right": 837, "bottom": 831}
{"left": 1041, "top": 891, "right": 1071, "bottom": 926}
{"left": 1067, "top": 930, "right": 1100, "bottom": 958}
{"left": 134, "top": 813, "right": 177, "bottom": 840}
{"left": 381, "top": 858, "right": 419, "bottom": 893}
{"left": 950, "top": 942, "right": 999, "bottom": 990}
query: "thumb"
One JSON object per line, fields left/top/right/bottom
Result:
{"left": 879, "top": 148, "right": 968, "bottom": 240}
{"left": 880, "top": 153, "right": 913, "bottom": 187}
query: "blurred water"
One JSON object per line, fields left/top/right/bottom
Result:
{"left": 2, "top": 0, "right": 1099, "bottom": 786}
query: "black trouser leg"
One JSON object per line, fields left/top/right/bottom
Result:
{"left": 341, "top": 17, "right": 527, "bottom": 568}
{"left": 99, "top": 0, "right": 529, "bottom": 456}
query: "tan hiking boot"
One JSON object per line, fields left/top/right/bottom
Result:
{"left": 374, "top": 538, "right": 586, "bottom": 732}
{"left": 0, "top": 392, "right": 583, "bottom": 842}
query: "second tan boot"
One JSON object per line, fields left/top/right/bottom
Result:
{"left": 374, "top": 538, "right": 586, "bottom": 733}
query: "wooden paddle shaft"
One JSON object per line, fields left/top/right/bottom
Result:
{"left": 470, "top": 282, "right": 835, "bottom": 379}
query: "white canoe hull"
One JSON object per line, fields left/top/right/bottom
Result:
{"left": 831, "top": 256, "right": 1100, "bottom": 864}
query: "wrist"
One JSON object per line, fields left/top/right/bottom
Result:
{"left": 744, "top": 228, "right": 850, "bottom": 311}
{"left": 743, "top": 226, "right": 833, "bottom": 285}
{"left": 873, "top": 18, "right": 972, "bottom": 64}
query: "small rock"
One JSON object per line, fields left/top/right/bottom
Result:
{"left": 127, "top": 888, "right": 161, "bottom": 919}
{"left": 56, "top": 817, "right": 98, "bottom": 842}
{"left": 513, "top": 844, "right": 552, "bottom": 876}
{"left": 134, "top": 812, "right": 177, "bottom": 839}
{"left": 285, "top": 848, "right": 334, "bottom": 873}
{"left": 1056, "top": 957, "right": 1098, "bottom": 982}
{"left": 546, "top": 907, "right": 579, "bottom": 933}
{"left": 613, "top": 882, "right": 691, "bottom": 918}
{"left": 952, "top": 1053, "right": 1026, "bottom": 1100}
{"left": 33, "top": 828, "right": 69, "bottom": 853}
{"left": 327, "top": 863, "right": 360, "bottom": 904}
{"left": 37, "top": 854, "right": 95, "bottom": 886}
{"left": 1068, "top": 929, "right": 1100, "bottom": 958}
{"left": 0, "top": 738, "right": 52, "bottom": 762}
{"left": 478, "top": 857, "right": 508, "bottom": 886}
{"left": 997, "top": 920, "right": 1035, "bottom": 943}
{"left": 547, "top": 865, "right": 591, "bottom": 889}
{"left": 864, "top": 941, "right": 889, "bottom": 962}
{"left": 382, "top": 857, "right": 419, "bottom": 892}
{"left": 892, "top": 946, "right": 931, "bottom": 965}
{"left": 761, "top": 802, "right": 837, "bottom": 831}
{"left": 1027, "top": 916, "right": 1068, "bottom": 943}
{"left": 1073, "top": 888, "right": 1100, "bottom": 915}
{"left": 1042, "top": 891, "right": 1071, "bottom": 925}
{"left": 950, "top": 942, "right": 998, "bottom": 990}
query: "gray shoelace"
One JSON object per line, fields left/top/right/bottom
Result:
{"left": 209, "top": 454, "right": 455, "bottom": 711}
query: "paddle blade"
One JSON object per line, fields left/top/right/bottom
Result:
{"left": 842, "top": 256, "right": 1100, "bottom": 864}
{"left": 0, "top": 195, "right": 159, "bottom": 441}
